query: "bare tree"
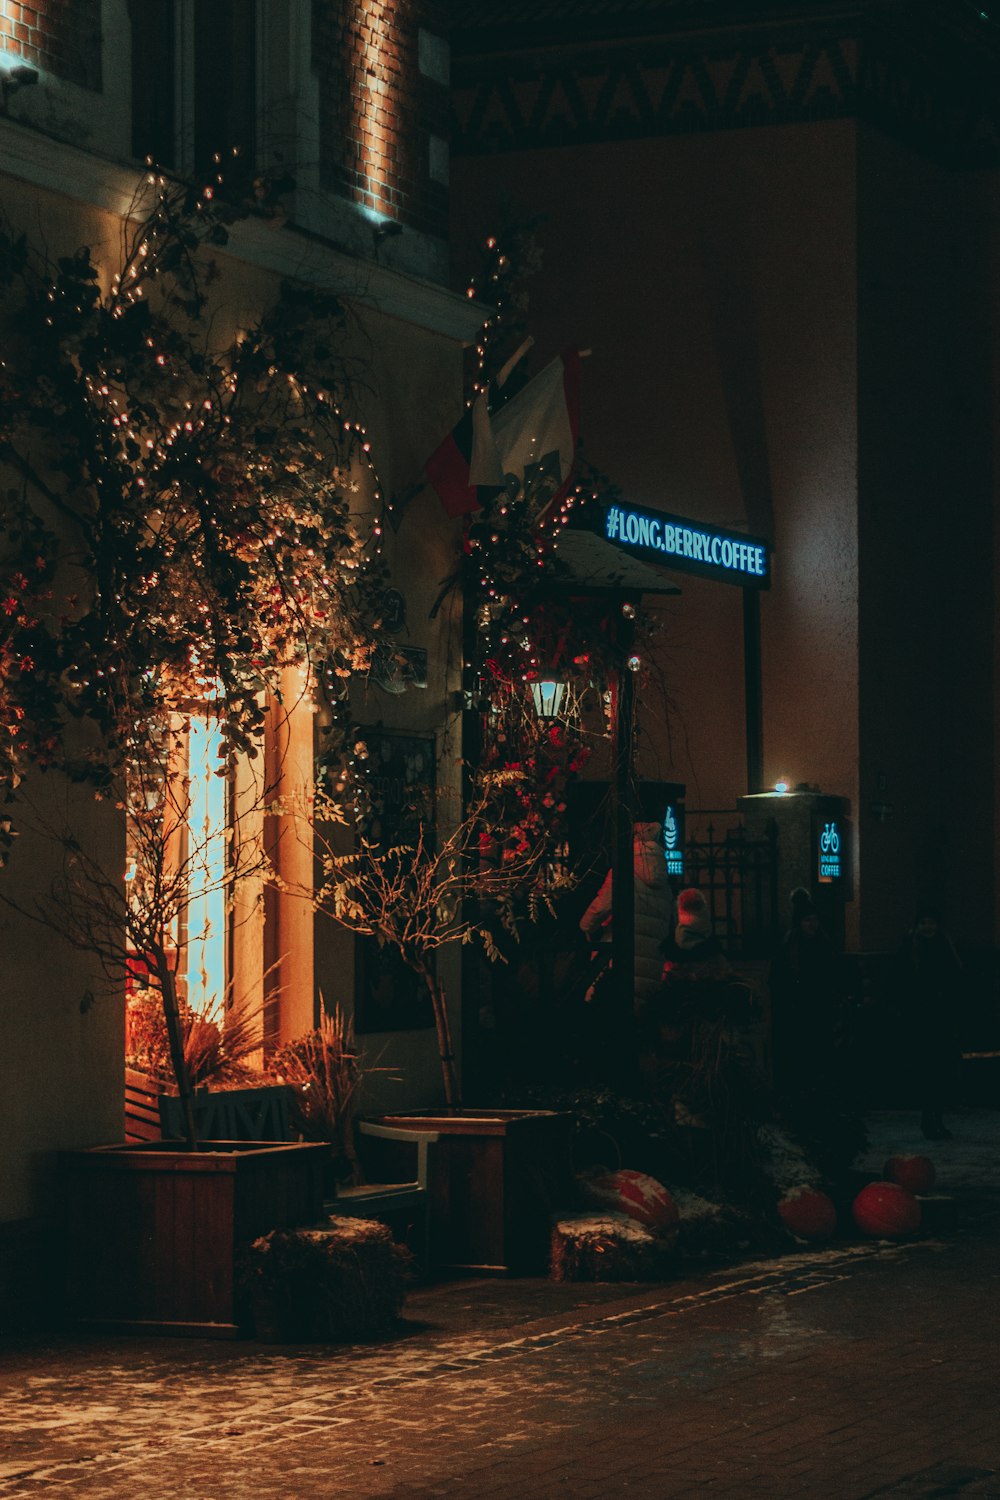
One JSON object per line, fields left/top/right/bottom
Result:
{"left": 303, "top": 776, "right": 559, "bottom": 1111}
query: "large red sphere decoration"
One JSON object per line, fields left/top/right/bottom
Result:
{"left": 883, "top": 1154, "right": 936, "bottom": 1195}
{"left": 777, "top": 1187, "right": 838, "bottom": 1241}
{"left": 584, "top": 1170, "right": 680, "bottom": 1233}
{"left": 853, "top": 1180, "right": 921, "bottom": 1238}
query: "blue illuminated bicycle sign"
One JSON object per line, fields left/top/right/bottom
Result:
{"left": 818, "top": 820, "right": 843, "bottom": 882}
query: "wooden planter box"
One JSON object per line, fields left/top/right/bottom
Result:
{"left": 362, "top": 1110, "right": 573, "bottom": 1275}
{"left": 61, "top": 1140, "right": 328, "bottom": 1337}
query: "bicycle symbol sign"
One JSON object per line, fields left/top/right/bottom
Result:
{"left": 820, "top": 822, "right": 840, "bottom": 854}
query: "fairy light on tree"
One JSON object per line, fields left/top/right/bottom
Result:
{"left": 445, "top": 228, "right": 664, "bottom": 884}
{"left": 0, "top": 163, "right": 394, "bottom": 1135}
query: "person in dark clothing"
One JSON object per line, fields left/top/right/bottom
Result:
{"left": 641, "top": 887, "right": 765, "bottom": 1183}
{"left": 769, "top": 887, "right": 848, "bottom": 1099}
{"left": 659, "top": 886, "right": 730, "bottom": 985}
{"left": 895, "top": 905, "right": 963, "bottom": 1140}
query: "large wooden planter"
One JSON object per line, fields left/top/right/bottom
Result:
{"left": 362, "top": 1110, "right": 573, "bottom": 1275}
{"left": 61, "top": 1140, "right": 328, "bottom": 1337}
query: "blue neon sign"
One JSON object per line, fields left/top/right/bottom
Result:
{"left": 818, "top": 820, "right": 843, "bottom": 883}
{"left": 599, "top": 502, "right": 770, "bottom": 589}
{"left": 662, "top": 803, "right": 684, "bottom": 878}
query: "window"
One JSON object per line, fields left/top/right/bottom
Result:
{"left": 124, "top": 709, "right": 231, "bottom": 1016}
{"left": 130, "top": 0, "right": 176, "bottom": 167}
{"left": 193, "top": 0, "right": 257, "bottom": 186}
{"left": 130, "top": 0, "right": 259, "bottom": 185}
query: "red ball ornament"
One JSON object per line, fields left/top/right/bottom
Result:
{"left": 853, "top": 1180, "right": 921, "bottom": 1238}
{"left": 883, "top": 1154, "right": 936, "bottom": 1195}
{"left": 777, "top": 1187, "right": 838, "bottom": 1241}
{"left": 584, "top": 1169, "right": 680, "bottom": 1233}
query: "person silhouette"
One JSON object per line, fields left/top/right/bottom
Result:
{"left": 894, "top": 905, "right": 963, "bottom": 1140}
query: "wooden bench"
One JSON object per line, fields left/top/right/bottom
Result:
{"left": 157, "top": 1093, "right": 438, "bottom": 1272}
{"left": 125, "top": 1068, "right": 163, "bottom": 1144}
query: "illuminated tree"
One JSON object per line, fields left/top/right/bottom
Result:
{"left": 0, "top": 169, "right": 388, "bottom": 1128}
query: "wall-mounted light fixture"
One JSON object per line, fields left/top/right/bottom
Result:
{"left": 529, "top": 678, "right": 568, "bottom": 720}
{"left": 373, "top": 219, "right": 404, "bottom": 247}
{"left": 1, "top": 63, "right": 39, "bottom": 112}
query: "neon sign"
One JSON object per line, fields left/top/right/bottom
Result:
{"left": 662, "top": 803, "right": 684, "bottom": 878}
{"left": 818, "top": 820, "right": 843, "bottom": 883}
{"left": 599, "top": 502, "right": 770, "bottom": 588}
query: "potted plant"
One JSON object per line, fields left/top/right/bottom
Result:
{"left": 267, "top": 1003, "right": 375, "bottom": 1190}
{"left": 307, "top": 780, "right": 577, "bottom": 1273}
{"left": 124, "top": 982, "right": 270, "bottom": 1143}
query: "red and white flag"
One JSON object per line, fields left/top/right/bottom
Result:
{"left": 425, "top": 346, "right": 581, "bottom": 518}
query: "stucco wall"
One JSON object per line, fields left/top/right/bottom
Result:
{"left": 1, "top": 780, "right": 124, "bottom": 1224}
{"left": 857, "top": 126, "right": 995, "bottom": 950}
{"left": 0, "top": 180, "right": 135, "bottom": 1226}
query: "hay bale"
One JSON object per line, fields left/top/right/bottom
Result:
{"left": 239, "top": 1217, "right": 411, "bottom": 1341}
{"left": 550, "top": 1211, "right": 674, "bottom": 1282}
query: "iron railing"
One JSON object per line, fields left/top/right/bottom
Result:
{"left": 683, "top": 811, "right": 779, "bottom": 959}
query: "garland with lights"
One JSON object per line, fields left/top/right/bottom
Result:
{"left": 0, "top": 170, "right": 390, "bottom": 863}
{"left": 453, "top": 227, "right": 660, "bottom": 870}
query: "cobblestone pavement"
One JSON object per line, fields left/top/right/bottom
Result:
{"left": 1, "top": 1111, "right": 999, "bottom": 1500}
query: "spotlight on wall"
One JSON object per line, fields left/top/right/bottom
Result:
{"left": 1, "top": 63, "right": 39, "bottom": 111}
{"left": 373, "top": 219, "right": 404, "bottom": 246}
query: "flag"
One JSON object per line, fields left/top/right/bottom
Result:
{"left": 424, "top": 346, "right": 581, "bottom": 518}
{"left": 423, "top": 391, "right": 496, "bottom": 519}
{"left": 471, "top": 349, "right": 581, "bottom": 511}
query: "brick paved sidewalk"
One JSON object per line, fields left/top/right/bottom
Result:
{"left": 2, "top": 1109, "right": 998, "bottom": 1499}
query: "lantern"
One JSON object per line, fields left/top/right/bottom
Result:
{"left": 528, "top": 677, "right": 568, "bottom": 720}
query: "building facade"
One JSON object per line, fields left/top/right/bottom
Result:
{"left": 0, "top": 0, "right": 479, "bottom": 1313}
{"left": 449, "top": 0, "right": 1000, "bottom": 954}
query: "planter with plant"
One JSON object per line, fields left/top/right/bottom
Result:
{"left": 268, "top": 1004, "right": 376, "bottom": 1191}
{"left": 305, "top": 779, "right": 576, "bottom": 1273}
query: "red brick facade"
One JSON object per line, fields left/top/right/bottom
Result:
{"left": 312, "top": 0, "right": 450, "bottom": 238}
{"left": 0, "top": 0, "right": 101, "bottom": 91}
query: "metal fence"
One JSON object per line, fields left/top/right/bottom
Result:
{"left": 683, "top": 811, "right": 780, "bottom": 960}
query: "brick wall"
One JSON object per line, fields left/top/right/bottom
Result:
{"left": 0, "top": 0, "right": 102, "bottom": 91}
{"left": 312, "top": 0, "right": 449, "bottom": 239}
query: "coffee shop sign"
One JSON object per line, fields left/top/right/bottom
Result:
{"left": 603, "top": 502, "right": 770, "bottom": 588}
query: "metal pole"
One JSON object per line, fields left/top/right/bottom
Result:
{"left": 742, "top": 587, "right": 763, "bottom": 794}
{"left": 610, "top": 612, "right": 637, "bottom": 1035}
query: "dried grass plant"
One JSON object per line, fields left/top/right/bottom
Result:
{"left": 269, "top": 1005, "right": 379, "bottom": 1179}
{"left": 126, "top": 987, "right": 266, "bottom": 1091}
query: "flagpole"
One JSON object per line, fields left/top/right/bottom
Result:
{"left": 610, "top": 599, "right": 638, "bottom": 1086}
